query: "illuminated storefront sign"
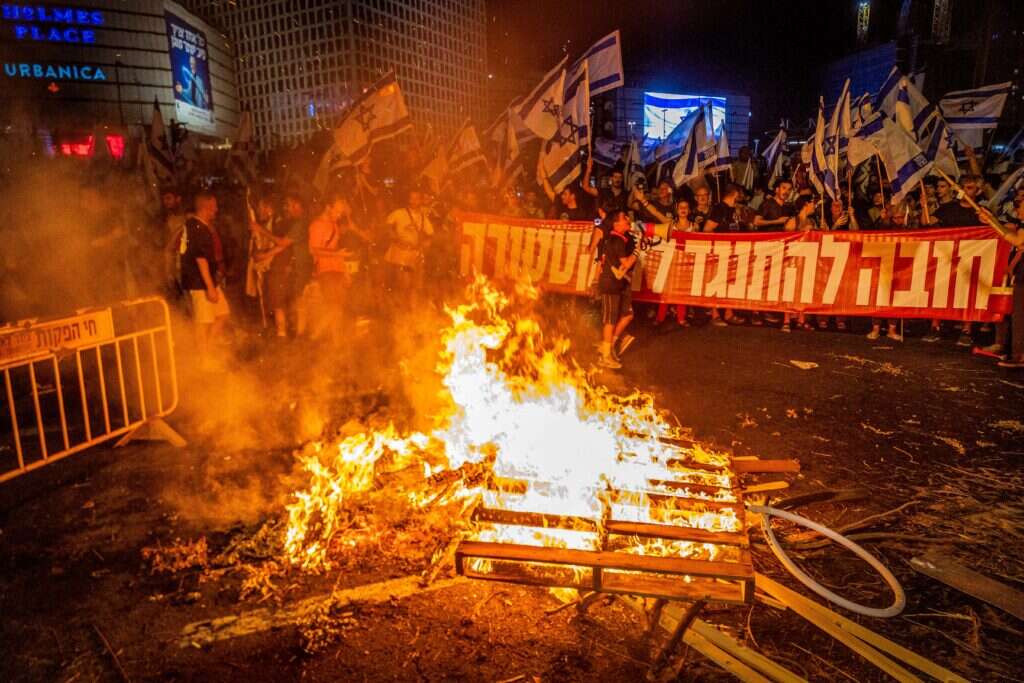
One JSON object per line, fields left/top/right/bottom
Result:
{"left": 3, "top": 62, "right": 107, "bottom": 80}
{"left": 1, "top": 4, "right": 104, "bottom": 43}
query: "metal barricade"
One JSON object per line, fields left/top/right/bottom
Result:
{"left": 0, "top": 297, "right": 184, "bottom": 484}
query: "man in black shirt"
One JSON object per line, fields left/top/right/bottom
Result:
{"left": 705, "top": 184, "right": 746, "bottom": 232}
{"left": 597, "top": 211, "right": 637, "bottom": 369}
{"left": 180, "top": 191, "right": 230, "bottom": 362}
{"left": 583, "top": 157, "right": 629, "bottom": 218}
{"left": 934, "top": 175, "right": 986, "bottom": 227}
{"left": 753, "top": 180, "right": 793, "bottom": 231}
{"left": 932, "top": 175, "right": 987, "bottom": 346}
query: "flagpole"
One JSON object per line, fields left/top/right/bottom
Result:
{"left": 875, "top": 155, "right": 887, "bottom": 207}
{"left": 919, "top": 180, "right": 931, "bottom": 224}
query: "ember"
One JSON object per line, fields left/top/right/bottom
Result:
{"left": 283, "top": 277, "right": 751, "bottom": 602}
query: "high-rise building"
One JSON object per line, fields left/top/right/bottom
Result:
{"left": 183, "top": 0, "right": 487, "bottom": 150}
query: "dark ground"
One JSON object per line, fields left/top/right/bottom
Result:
{"left": 2, "top": 304, "right": 1023, "bottom": 682}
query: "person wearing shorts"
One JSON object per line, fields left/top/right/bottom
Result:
{"left": 179, "top": 191, "right": 230, "bottom": 363}
{"left": 597, "top": 210, "right": 637, "bottom": 369}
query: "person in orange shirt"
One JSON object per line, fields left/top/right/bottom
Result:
{"left": 307, "top": 194, "right": 356, "bottom": 340}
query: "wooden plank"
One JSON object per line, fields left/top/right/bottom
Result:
{"left": 756, "top": 573, "right": 969, "bottom": 683}
{"left": 755, "top": 574, "right": 924, "bottom": 683}
{"left": 731, "top": 457, "right": 801, "bottom": 474}
{"left": 910, "top": 552, "right": 1024, "bottom": 621}
{"left": 472, "top": 508, "right": 749, "bottom": 547}
{"left": 489, "top": 476, "right": 740, "bottom": 509}
{"left": 456, "top": 541, "right": 754, "bottom": 580}
{"left": 600, "top": 572, "right": 746, "bottom": 605}
{"left": 690, "top": 620, "right": 808, "bottom": 683}
{"left": 684, "top": 632, "right": 774, "bottom": 683}
{"left": 617, "top": 595, "right": 803, "bottom": 682}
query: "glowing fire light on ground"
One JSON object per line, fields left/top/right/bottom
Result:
{"left": 284, "top": 277, "right": 741, "bottom": 579}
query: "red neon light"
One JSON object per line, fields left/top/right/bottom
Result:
{"left": 59, "top": 135, "right": 95, "bottom": 157}
{"left": 104, "top": 134, "right": 125, "bottom": 159}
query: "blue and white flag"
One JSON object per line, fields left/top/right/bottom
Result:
{"left": 447, "top": 119, "right": 488, "bottom": 175}
{"left": 654, "top": 107, "right": 701, "bottom": 164}
{"left": 987, "top": 164, "right": 1024, "bottom": 213}
{"left": 877, "top": 67, "right": 935, "bottom": 135}
{"left": 710, "top": 123, "right": 732, "bottom": 174}
{"left": 920, "top": 116, "right": 960, "bottom": 179}
{"left": 811, "top": 100, "right": 839, "bottom": 199}
{"left": 828, "top": 78, "right": 852, "bottom": 156}
{"left": 851, "top": 92, "right": 872, "bottom": 129}
{"left": 539, "top": 64, "right": 590, "bottom": 193}
{"left": 940, "top": 82, "right": 1012, "bottom": 131}
{"left": 762, "top": 129, "right": 787, "bottom": 186}
{"left": 567, "top": 30, "right": 624, "bottom": 96}
{"left": 517, "top": 57, "right": 567, "bottom": 141}
{"left": 622, "top": 137, "right": 646, "bottom": 190}
{"left": 851, "top": 113, "right": 932, "bottom": 202}
{"left": 672, "top": 106, "right": 713, "bottom": 187}
{"left": 591, "top": 138, "right": 627, "bottom": 168}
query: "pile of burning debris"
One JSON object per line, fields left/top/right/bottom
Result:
{"left": 148, "top": 277, "right": 981, "bottom": 680}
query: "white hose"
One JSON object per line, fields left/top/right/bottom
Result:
{"left": 748, "top": 503, "right": 906, "bottom": 618}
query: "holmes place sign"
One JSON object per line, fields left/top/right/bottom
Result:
{"left": 1, "top": 3, "right": 105, "bottom": 44}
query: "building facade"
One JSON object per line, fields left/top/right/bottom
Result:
{"left": 183, "top": 0, "right": 487, "bottom": 150}
{"left": 0, "top": 0, "right": 240, "bottom": 157}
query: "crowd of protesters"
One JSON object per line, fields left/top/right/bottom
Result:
{"left": 1, "top": 135, "right": 1022, "bottom": 372}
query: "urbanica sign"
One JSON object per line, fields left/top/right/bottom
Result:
{"left": 3, "top": 62, "right": 107, "bottom": 80}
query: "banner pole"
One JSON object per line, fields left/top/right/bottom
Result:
{"left": 875, "top": 155, "right": 887, "bottom": 207}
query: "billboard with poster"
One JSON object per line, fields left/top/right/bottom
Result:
{"left": 164, "top": 10, "right": 215, "bottom": 133}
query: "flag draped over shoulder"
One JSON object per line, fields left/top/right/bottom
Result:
{"left": 566, "top": 30, "right": 624, "bottom": 96}
{"left": 940, "top": 81, "right": 1012, "bottom": 131}
{"left": 333, "top": 72, "right": 412, "bottom": 164}
{"left": 539, "top": 63, "right": 590, "bottom": 193}
{"left": 517, "top": 57, "right": 567, "bottom": 140}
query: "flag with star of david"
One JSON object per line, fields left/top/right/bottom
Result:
{"left": 518, "top": 57, "right": 568, "bottom": 141}
{"left": 939, "top": 82, "right": 1012, "bottom": 131}
{"left": 332, "top": 71, "right": 412, "bottom": 165}
{"left": 538, "top": 63, "right": 589, "bottom": 193}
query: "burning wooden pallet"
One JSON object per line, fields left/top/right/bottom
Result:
{"left": 454, "top": 445, "right": 756, "bottom": 605}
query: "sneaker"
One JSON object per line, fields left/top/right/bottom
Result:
{"left": 956, "top": 333, "right": 973, "bottom": 347}
{"left": 617, "top": 334, "right": 636, "bottom": 356}
{"left": 598, "top": 354, "right": 622, "bottom": 369}
{"left": 866, "top": 328, "right": 880, "bottom": 340}
{"left": 887, "top": 330, "right": 904, "bottom": 342}
{"left": 711, "top": 318, "right": 728, "bottom": 327}
{"left": 922, "top": 331, "right": 940, "bottom": 343}
{"left": 780, "top": 323, "right": 791, "bottom": 333}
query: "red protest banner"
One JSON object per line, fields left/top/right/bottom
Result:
{"left": 455, "top": 213, "right": 1013, "bottom": 321}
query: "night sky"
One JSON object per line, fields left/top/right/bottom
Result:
{"left": 488, "top": 0, "right": 857, "bottom": 136}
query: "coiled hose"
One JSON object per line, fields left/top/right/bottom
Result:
{"left": 747, "top": 503, "right": 906, "bottom": 618}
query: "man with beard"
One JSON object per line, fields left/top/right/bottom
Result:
{"left": 583, "top": 157, "right": 629, "bottom": 218}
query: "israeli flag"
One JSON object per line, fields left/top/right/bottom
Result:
{"left": 591, "top": 138, "right": 628, "bottom": 167}
{"left": 539, "top": 64, "right": 590, "bottom": 192}
{"left": 762, "top": 129, "right": 787, "bottom": 186}
{"left": 567, "top": 30, "right": 624, "bottom": 96}
{"left": 920, "top": 117, "right": 959, "bottom": 180}
{"left": 940, "top": 82, "right": 1012, "bottom": 131}
{"left": 811, "top": 100, "right": 839, "bottom": 199}
{"left": 877, "top": 67, "right": 935, "bottom": 134}
{"left": 987, "top": 165, "right": 1024, "bottom": 212}
{"left": 517, "top": 57, "right": 567, "bottom": 141}
{"left": 672, "top": 106, "right": 712, "bottom": 187}
{"left": 654, "top": 107, "right": 701, "bottom": 164}
{"left": 710, "top": 123, "right": 732, "bottom": 174}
